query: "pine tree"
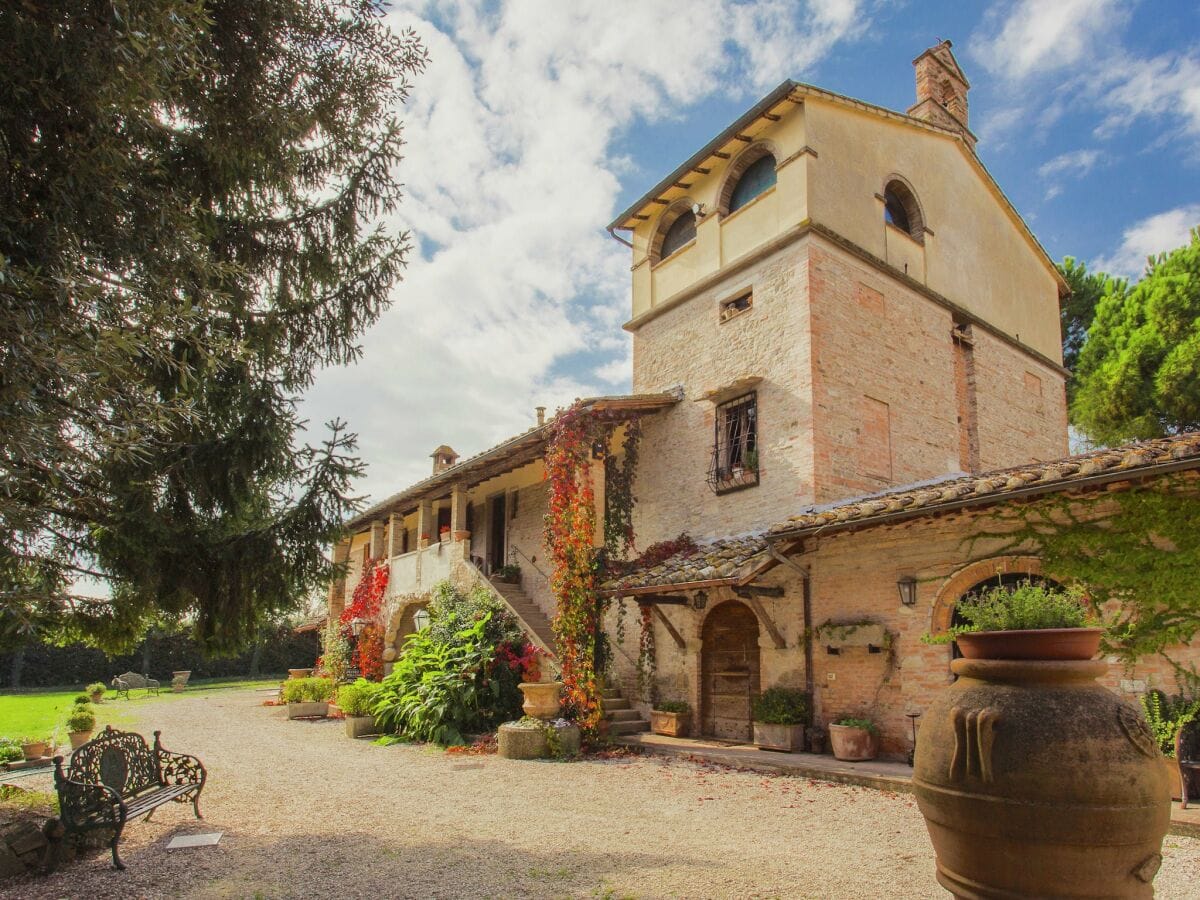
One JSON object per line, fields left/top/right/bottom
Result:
{"left": 0, "top": 1, "right": 427, "bottom": 651}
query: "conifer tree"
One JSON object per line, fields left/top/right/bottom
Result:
{"left": 0, "top": 1, "right": 427, "bottom": 651}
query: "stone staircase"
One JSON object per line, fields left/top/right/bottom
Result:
{"left": 603, "top": 686, "right": 649, "bottom": 736}
{"left": 488, "top": 578, "right": 557, "bottom": 655}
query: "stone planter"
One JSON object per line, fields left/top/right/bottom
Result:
{"left": 88, "top": 691, "right": 104, "bottom": 704}
{"left": 914, "top": 658, "right": 1171, "bottom": 898}
{"left": 20, "top": 741, "right": 48, "bottom": 761}
{"left": 518, "top": 681, "right": 562, "bottom": 720}
{"left": 345, "top": 715, "right": 377, "bottom": 739}
{"left": 829, "top": 724, "right": 878, "bottom": 761}
{"left": 287, "top": 668, "right": 314, "bottom": 680}
{"left": 650, "top": 710, "right": 690, "bottom": 738}
{"left": 286, "top": 701, "right": 329, "bottom": 719}
{"left": 956, "top": 627, "right": 1104, "bottom": 661}
{"left": 753, "top": 722, "right": 805, "bottom": 752}
{"left": 68, "top": 731, "right": 92, "bottom": 750}
{"left": 497, "top": 720, "right": 580, "bottom": 759}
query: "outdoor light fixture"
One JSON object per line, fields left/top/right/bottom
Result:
{"left": 413, "top": 608, "right": 431, "bottom": 631}
{"left": 897, "top": 575, "right": 918, "bottom": 606}
{"left": 349, "top": 617, "right": 368, "bottom": 638}
{"left": 692, "top": 590, "right": 708, "bottom": 611}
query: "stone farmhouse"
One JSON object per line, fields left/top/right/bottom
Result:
{"left": 328, "top": 42, "right": 1200, "bottom": 755}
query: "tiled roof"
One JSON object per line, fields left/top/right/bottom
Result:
{"left": 767, "top": 432, "right": 1200, "bottom": 539}
{"left": 600, "top": 534, "right": 769, "bottom": 594}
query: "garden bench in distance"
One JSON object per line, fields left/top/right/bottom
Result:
{"left": 1178, "top": 719, "right": 1200, "bottom": 809}
{"left": 53, "top": 725, "right": 206, "bottom": 869}
{"left": 111, "top": 671, "right": 160, "bottom": 699}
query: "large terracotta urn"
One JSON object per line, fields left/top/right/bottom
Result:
{"left": 518, "top": 681, "right": 562, "bottom": 720}
{"left": 914, "top": 657, "right": 1171, "bottom": 898}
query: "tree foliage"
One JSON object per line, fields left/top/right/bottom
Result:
{"left": 1071, "top": 230, "right": 1200, "bottom": 443}
{"left": 1056, "top": 256, "right": 1124, "bottom": 402}
{"left": 0, "top": 2, "right": 427, "bottom": 651}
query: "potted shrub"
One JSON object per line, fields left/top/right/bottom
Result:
{"left": 337, "top": 678, "right": 383, "bottom": 738}
{"left": 495, "top": 563, "right": 521, "bottom": 584}
{"left": 20, "top": 736, "right": 49, "bottom": 760}
{"left": 913, "top": 581, "right": 1171, "bottom": 898}
{"left": 650, "top": 700, "right": 691, "bottom": 737}
{"left": 87, "top": 682, "right": 106, "bottom": 703}
{"left": 829, "top": 717, "right": 879, "bottom": 760}
{"left": 752, "top": 687, "right": 810, "bottom": 751}
{"left": 283, "top": 676, "right": 335, "bottom": 719}
{"left": 66, "top": 704, "right": 96, "bottom": 749}
{"left": 0, "top": 738, "right": 24, "bottom": 764}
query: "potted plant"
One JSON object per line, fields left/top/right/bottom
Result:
{"left": 66, "top": 704, "right": 96, "bottom": 749}
{"left": 87, "top": 682, "right": 106, "bottom": 703}
{"left": 923, "top": 580, "right": 1101, "bottom": 660}
{"left": 337, "top": 678, "right": 383, "bottom": 738}
{"left": 20, "top": 736, "right": 49, "bottom": 760}
{"left": 650, "top": 700, "right": 691, "bottom": 737}
{"left": 495, "top": 563, "right": 521, "bottom": 584}
{"left": 913, "top": 581, "right": 1171, "bottom": 898}
{"left": 439, "top": 524, "right": 451, "bottom": 542}
{"left": 282, "top": 676, "right": 335, "bottom": 719}
{"left": 829, "top": 717, "right": 879, "bottom": 760}
{"left": 752, "top": 687, "right": 810, "bottom": 751}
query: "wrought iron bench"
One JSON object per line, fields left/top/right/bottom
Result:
{"left": 111, "top": 671, "right": 160, "bottom": 699}
{"left": 53, "top": 726, "right": 206, "bottom": 869}
{"left": 1177, "top": 719, "right": 1200, "bottom": 809}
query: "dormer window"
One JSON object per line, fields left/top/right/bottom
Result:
{"left": 882, "top": 178, "right": 925, "bottom": 241}
{"left": 659, "top": 210, "right": 696, "bottom": 260}
{"left": 728, "top": 154, "right": 777, "bottom": 213}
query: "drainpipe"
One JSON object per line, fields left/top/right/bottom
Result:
{"left": 606, "top": 225, "right": 634, "bottom": 249}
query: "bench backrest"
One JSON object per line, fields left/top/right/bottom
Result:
{"left": 66, "top": 726, "right": 160, "bottom": 798}
{"left": 1179, "top": 719, "right": 1200, "bottom": 764}
{"left": 114, "top": 671, "right": 150, "bottom": 689}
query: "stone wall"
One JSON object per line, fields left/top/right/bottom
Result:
{"left": 505, "top": 479, "right": 555, "bottom": 621}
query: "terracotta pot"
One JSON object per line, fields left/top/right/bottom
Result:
{"left": 955, "top": 627, "right": 1103, "bottom": 661}
{"left": 287, "top": 668, "right": 314, "bottom": 680}
{"left": 518, "top": 681, "right": 562, "bottom": 720}
{"left": 914, "top": 658, "right": 1170, "bottom": 898}
{"left": 753, "top": 722, "right": 805, "bottom": 752}
{"left": 1160, "top": 753, "right": 1183, "bottom": 802}
{"left": 829, "top": 723, "right": 878, "bottom": 761}
{"left": 650, "top": 710, "right": 691, "bottom": 737}
{"left": 68, "top": 730, "right": 92, "bottom": 750}
{"left": 20, "top": 741, "right": 48, "bottom": 760}
{"left": 88, "top": 691, "right": 104, "bottom": 703}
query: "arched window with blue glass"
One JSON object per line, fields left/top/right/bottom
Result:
{"left": 882, "top": 176, "right": 925, "bottom": 241}
{"left": 652, "top": 202, "right": 698, "bottom": 264}
{"left": 719, "top": 143, "right": 778, "bottom": 218}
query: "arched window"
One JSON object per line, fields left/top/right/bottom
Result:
{"left": 728, "top": 154, "right": 777, "bottom": 213}
{"left": 882, "top": 178, "right": 924, "bottom": 240}
{"left": 949, "top": 573, "right": 1060, "bottom": 661}
{"left": 659, "top": 210, "right": 696, "bottom": 260}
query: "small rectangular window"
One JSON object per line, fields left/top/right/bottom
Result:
{"left": 707, "top": 392, "right": 759, "bottom": 494}
{"left": 719, "top": 291, "right": 753, "bottom": 323}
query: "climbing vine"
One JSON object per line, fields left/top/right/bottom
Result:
{"left": 972, "top": 478, "right": 1200, "bottom": 668}
{"left": 636, "top": 604, "right": 656, "bottom": 701}
{"left": 340, "top": 558, "right": 389, "bottom": 682}
{"left": 543, "top": 405, "right": 642, "bottom": 735}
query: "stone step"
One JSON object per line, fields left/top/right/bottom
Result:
{"left": 607, "top": 709, "right": 640, "bottom": 722}
{"left": 601, "top": 689, "right": 622, "bottom": 700}
{"left": 608, "top": 719, "right": 649, "bottom": 736}
{"left": 603, "top": 698, "right": 631, "bottom": 712}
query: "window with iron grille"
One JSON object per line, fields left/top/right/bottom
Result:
{"left": 707, "top": 392, "right": 759, "bottom": 493}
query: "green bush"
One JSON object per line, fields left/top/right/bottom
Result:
{"left": 924, "top": 581, "right": 1096, "bottom": 644}
{"left": 86, "top": 682, "right": 106, "bottom": 696}
{"left": 834, "top": 716, "right": 877, "bottom": 735}
{"left": 752, "top": 687, "right": 811, "bottom": 725}
{"left": 0, "top": 738, "right": 23, "bottom": 763}
{"left": 373, "top": 580, "right": 527, "bottom": 745}
{"left": 73, "top": 693, "right": 91, "bottom": 705}
{"left": 65, "top": 705, "right": 95, "bottom": 733}
{"left": 281, "top": 676, "right": 334, "bottom": 704}
{"left": 653, "top": 700, "right": 690, "bottom": 714}
{"left": 1141, "top": 689, "right": 1200, "bottom": 758}
{"left": 337, "top": 678, "right": 383, "bottom": 717}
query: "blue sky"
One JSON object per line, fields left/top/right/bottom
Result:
{"left": 303, "top": 0, "right": 1200, "bottom": 504}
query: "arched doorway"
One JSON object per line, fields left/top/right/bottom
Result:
{"left": 701, "top": 601, "right": 761, "bottom": 741}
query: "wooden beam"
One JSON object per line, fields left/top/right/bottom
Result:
{"left": 733, "top": 134, "right": 754, "bottom": 142}
{"left": 632, "top": 214, "right": 650, "bottom": 221}
{"left": 691, "top": 166, "right": 711, "bottom": 175}
{"left": 763, "top": 113, "right": 782, "bottom": 121}
{"left": 603, "top": 577, "right": 736, "bottom": 597}
{"left": 650, "top": 198, "right": 670, "bottom": 205}
{"left": 652, "top": 605, "right": 686, "bottom": 650}
{"left": 672, "top": 181, "right": 692, "bottom": 189}
{"left": 745, "top": 596, "right": 786, "bottom": 649}
{"left": 712, "top": 151, "right": 731, "bottom": 159}
{"left": 734, "top": 584, "right": 785, "bottom": 598}
{"left": 634, "top": 594, "right": 691, "bottom": 606}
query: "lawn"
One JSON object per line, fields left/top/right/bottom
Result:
{"left": 0, "top": 677, "right": 282, "bottom": 742}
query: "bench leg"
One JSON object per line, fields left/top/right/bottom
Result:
{"left": 110, "top": 833, "right": 125, "bottom": 871}
{"left": 143, "top": 806, "right": 155, "bottom": 822}
{"left": 192, "top": 793, "right": 203, "bottom": 819}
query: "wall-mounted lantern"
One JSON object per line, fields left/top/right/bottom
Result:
{"left": 897, "top": 575, "right": 918, "bottom": 607}
{"left": 692, "top": 590, "right": 708, "bottom": 611}
{"left": 349, "top": 617, "right": 368, "bottom": 637}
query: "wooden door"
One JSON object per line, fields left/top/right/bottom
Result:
{"left": 488, "top": 493, "right": 506, "bottom": 572}
{"left": 701, "top": 601, "right": 761, "bottom": 741}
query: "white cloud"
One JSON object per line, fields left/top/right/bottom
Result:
{"left": 301, "top": 1, "right": 870, "bottom": 503}
{"left": 1037, "top": 149, "right": 1101, "bottom": 180}
{"left": 1092, "top": 204, "right": 1200, "bottom": 280}
{"left": 1094, "top": 52, "right": 1200, "bottom": 145}
{"left": 970, "top": 0, "right": 1129, "bottom": 81}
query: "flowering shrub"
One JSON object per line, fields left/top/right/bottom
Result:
{"left": 495, "top": 639, "right": 542, "bottom": 683}
{"left": 333, "top": 558, "right": 390, "bottom": 681}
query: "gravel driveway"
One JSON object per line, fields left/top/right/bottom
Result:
{"left": 4, "top": 686, "right": 1199, "bottom": 899}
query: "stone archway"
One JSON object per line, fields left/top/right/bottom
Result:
{"left": 928, "top": 556, "right": 1045, "bottom": 636}
{"left": 700, "top": 600, "right": 762, "bottom": 741}
{"left": 382, "top": 599, "right": 430, "bottom": 668}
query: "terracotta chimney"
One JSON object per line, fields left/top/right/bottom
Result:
{"left": 430, "top": 445, "right": 459, "bottom": 474}
{"left": 907, "top": 39, "right": 975, "bottom": 150}
{"left": 536, "top": 406, "right": 546, "bottom": 427}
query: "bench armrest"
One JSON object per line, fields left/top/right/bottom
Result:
{"left": 153, "top": 733, "right": 206, "bottom": 787}
{"left": 53, "top": 759, "right": 126, "bottom": 830}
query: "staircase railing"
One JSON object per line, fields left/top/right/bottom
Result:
{"left": 464, "top": 558, "right": 556, "bottom": 657}
{"left": 507, "top": 542, "right": 549, "bottom": 582}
